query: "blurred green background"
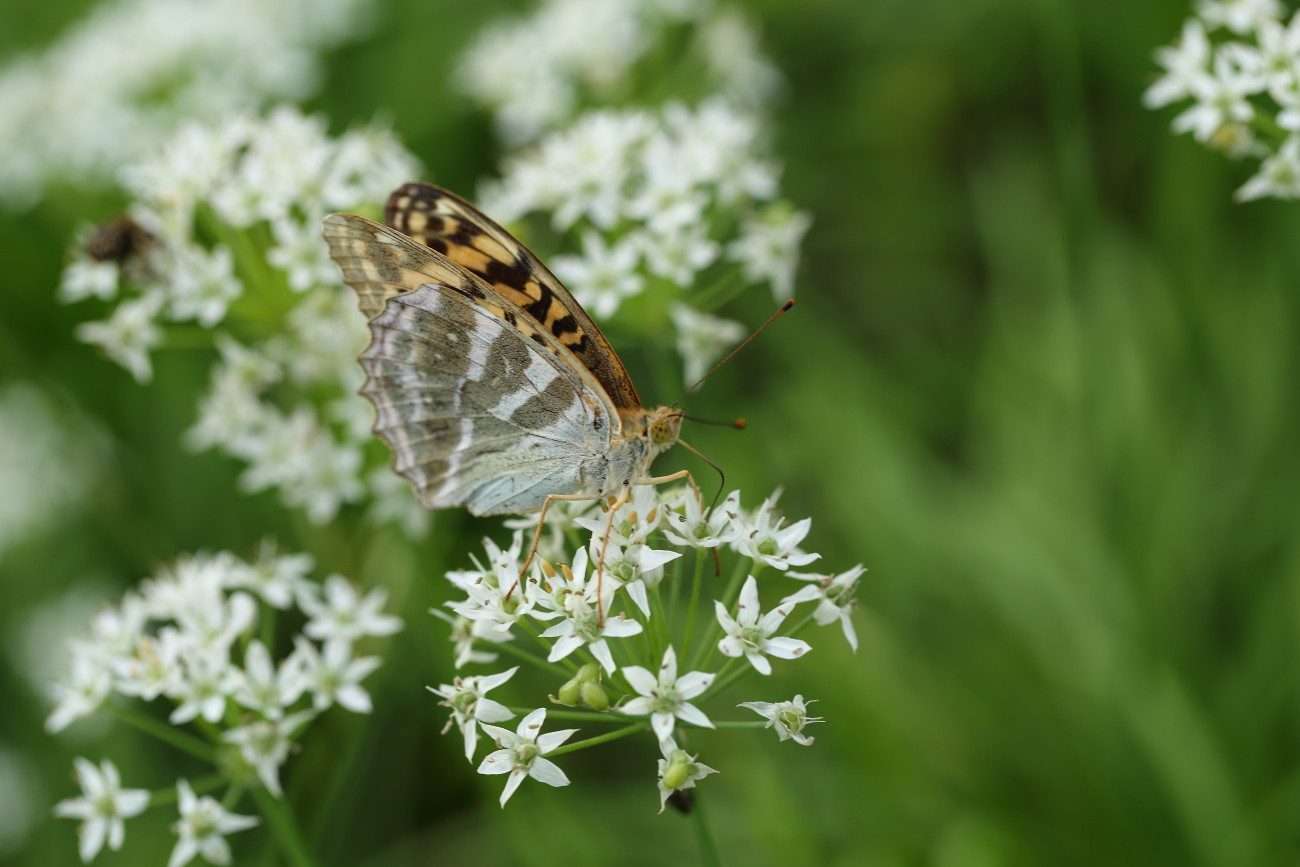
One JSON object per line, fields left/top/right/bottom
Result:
{"left": 5, "top": 0, "right": 1300, "bottom": 865}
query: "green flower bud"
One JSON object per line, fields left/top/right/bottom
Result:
{"left": 579, "top": 680, "right": 610, "bottom": 711}
{"left": 662, "top": 749, "right": 692, "bottom": 790}
{"left": 576, "top": 662, "right": 602, "bottom": 684}
{"left": 556, "top": 680, "right": 581, "bottom": 707}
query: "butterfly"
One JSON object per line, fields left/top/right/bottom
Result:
{"left": 322, "top": 182, "right": 692, "bottom": 541}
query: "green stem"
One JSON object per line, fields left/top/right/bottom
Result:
{"left": 681, "top": 549, "right": 707, "bottom": 662}
{"left": 513, "top": 706, "right": 638, "bottom": 723}
{"left": 691, "top": 793, "right": 726, "bottom": 867}
{"left": 711, "top": 720, "right": 768, "bottom": 729}
{"left": 493, "top": 637, "right": 575, "bottom": 679}
{"left": 518, "top": 618, "right": 581, "bottom": 674}
{"left": 691, "top": 557, "right": 752, "bottom": 672}
{"left": 545, "top": 722, "right": 648, "bottom": 757}
{"left": 107, "top": 703, "right": 217, "bottom": 763}
{"left": 148, "top": 773, "right": 227, "bottom": 808}
{"left": 700, "top": 657, "right": 752, "bottom": 703}
{"left": 252, "top": 785, "right": 319, "bottom": 867}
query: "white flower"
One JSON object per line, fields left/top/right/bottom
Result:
{"left": 669, "top": 303, "right": 747, "bottom": 386}
{"left": 656, "top": 737, "right": 718, "bottom": 813}
{"left": 550, "top": 229, "right": 644, "bottom": 318}
{"left": 697, "top": 8, "right": 783, "bottom": 108}
{"left": 168, "top": 648, "right": 242, "bottom": 725}
{"left": 52, "top": 758, "right": 149, "bottom": 863}
{"left": 1172, "top": 46, "right": 1266, "bottom": 141}
{"left": 60, "top": 258, "right": 120, "bottom": 304}
{"left": 166, "top": 243, "right": 242, "bottom": 326}
{"left": 1197, "top": 0, "right": 1284, "bottom": 34}
{"left": 726, "top": 205, "right": 811, "bottom": 302}
{"left": 1236, "top": 135, "right": 1300, "bottom": 199}
{"left": 226, "top": 540, "right": 314, "bottom": 610}
{"left": 1253, "top": 11, "right": 1300, "bottom": 93}
{"left": 733, "top": 490, "right": 820, "bottom": 570}
{"left": 74, "top": 292, "right": 163, "bottom": 383}
{"left": 429, "top": 666, "right": 519, "bottom": 762}
{"left": 788, "top": 565, "right": 865, "bottom": 651}
{"left": 537, "top": 548, "right": 643, "bottom": 673}
{"left": 46, "top": 651, "right": 113, "bottom": 734}
{"left": 714, "top": 576, "right": 812, "bottom": 675}
{"left": 113, "top": 628, "right": 186, "bottom": 701}
{"left": 232, "top": 639, "right": 306, "bottom": 720}
{"left": 620, "top": 646, "right": 715, "bottom": 743}
{"left": 662, "top": 487, "right": 742, "bottom": 549}
{"left": 292, "top": 638, "right": 382, "bottom": 713}
{"left": 167, "top": 778, "right": 259, "bottom": 867}
{"left": 738, "top": 695, "right": 823, "bottom": 746}
{"left": 641, "top": 221, "right": 719, "bottom": 288}
{"left": 299, "top": 575, "right": 403, "bottom": 646}
{"left": 430, "top": 609, "right": 512, "bottom": 669}
{"left": 222, "top": 710, "right": 314, "bottom": 797}
{"left": 267, "top": 215, "right": 339, "bottom": 292}
{"left": 477, "top": 708, "right": 578, "bottom": 807}
{"left": 1144, "top": 18, "right": 1213, "bottom": 108}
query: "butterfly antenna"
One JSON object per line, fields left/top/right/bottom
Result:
{"left": 683, "top": 415, "right": 746, "bottom": 429}
{"left": 672, "top": 299, "right": 795, "bottom": 407}
{"left": 677, "top": 439, "right": 727, "bottom": 515}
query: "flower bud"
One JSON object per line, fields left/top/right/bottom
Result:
{"left": 662, "top": 749, "right": 693, "bottom": 790}
{"left": 579, "top": 680, "right": 609, "bottom": 711}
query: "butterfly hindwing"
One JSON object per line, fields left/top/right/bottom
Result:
{"left": 385, "top": 181, "right": 644, "bottom": 411}
{"left": 322, "top": 212, "right": 619, "bottom": 515}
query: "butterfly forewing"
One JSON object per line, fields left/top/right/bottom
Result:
{"left": 385, "top": 182, "right": 644, "bottom": 411}
{"left": 322, "top": 213, "right": 621, "bottom": 515}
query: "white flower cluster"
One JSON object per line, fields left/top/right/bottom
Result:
{"left": 0, "top": 384, "right": 101, "bottom": 561}
{"left": 429, "top": 485, "right": 862, "bottom": 808}
{"left": 478, "top": 101, "right": 811, "bottom": 386}
{"left": 60, "top": 106, "right": 428, "bottom": 529}
{"left": 46, "top": 544, "right": 401, "bottom": 803}
{"left": 457, "top": 0, "right": 781, "bottom": 145}
{"left": 55, "top": 758, "right": 260, "bottom": 866}
{"left": 1146, "top": 1, "right": 1300, "bottom": 199}
{"left": 0, "top": 0, "right": 375, "bottom": 209}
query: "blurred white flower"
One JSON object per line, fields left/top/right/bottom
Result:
{"left": 74, "top": 293, "right": 164, "bottom": 383}
{"left": 0, "top": 385, "right": 101, "bottom": 561}
{"left": 292, "top": 638, "right": 382, "bottom": 713}
{"left": 167, "top": 779, "right": 259, "bottom": 867}
{"left": 1145, "top": 18, "right": 1213, "bottom": 109}
{"left": 551, "top": 230, "right": 645, "bottom": 318}
{"left": 1196, "top": 0, "right": 1283, "bottom": 34}
{"left": 0, "top": 0, "right": 377, "bottom": 208}
{"left": 669, "top": 303, "right": 747, "bottom": 386}
{"left": 727, "top": 205, "right": 812, "bottom": 302}
{"left": 300, "top": 575, "right": 403, "bottom": 646}
{"left": 59, "top": 259, "right": 120, "bottom": 304}
{"left": 232, "top": 640, "right": 306, "bottom": 720}
{"left": 52, "top": 758, "right": 149, "bottom": 863}
{"left": 46, "top": 652, "right": 113, "bottom": 735}
{"left": 166, "top": 244, "right": 242, "bottom": 327}
{"left": 1236, "top": 134, "right": 1300, "bottom": 198}
{"left": 222, "top": 711, "right": 314, "bottom": 797}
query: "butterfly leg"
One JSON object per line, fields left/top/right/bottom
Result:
{"left": 592, "top": 471, "right": 698, "bottom": 623}
{"left": 515, "top": 492, "right": 605, "bottom": 593}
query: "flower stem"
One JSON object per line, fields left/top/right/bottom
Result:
{"left": 680, "top": 548, "right": 707, "bottom": 661}
{"left": 691, "top": 792, "right": 726, "bottom": 867}
{"left": 252, "top": 785, "right": 319, "bottom": 867}
{"left": 513, "top": 706, "right": 637, "bottom": 723}
{"left": 691, "top": 556, "right": 751, "bottom": 672}
{"left": 107, "top": 702, "right": 217, "bottom": 763}
{"left": 545, "top": 722, "right": 647, "bottom": 757}
{"left": 147, "top": 772, "right": 227, "bottom": 808}
{"left": 492, "top": 639, "right": 574, "bottom": 680}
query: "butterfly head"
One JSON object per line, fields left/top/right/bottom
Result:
{"left": 631, "top": 406, "right": 683, "bottom": 456}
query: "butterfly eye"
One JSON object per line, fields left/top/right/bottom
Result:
{"left": 648, "top": 421, "right": 675, "bottom": 446}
